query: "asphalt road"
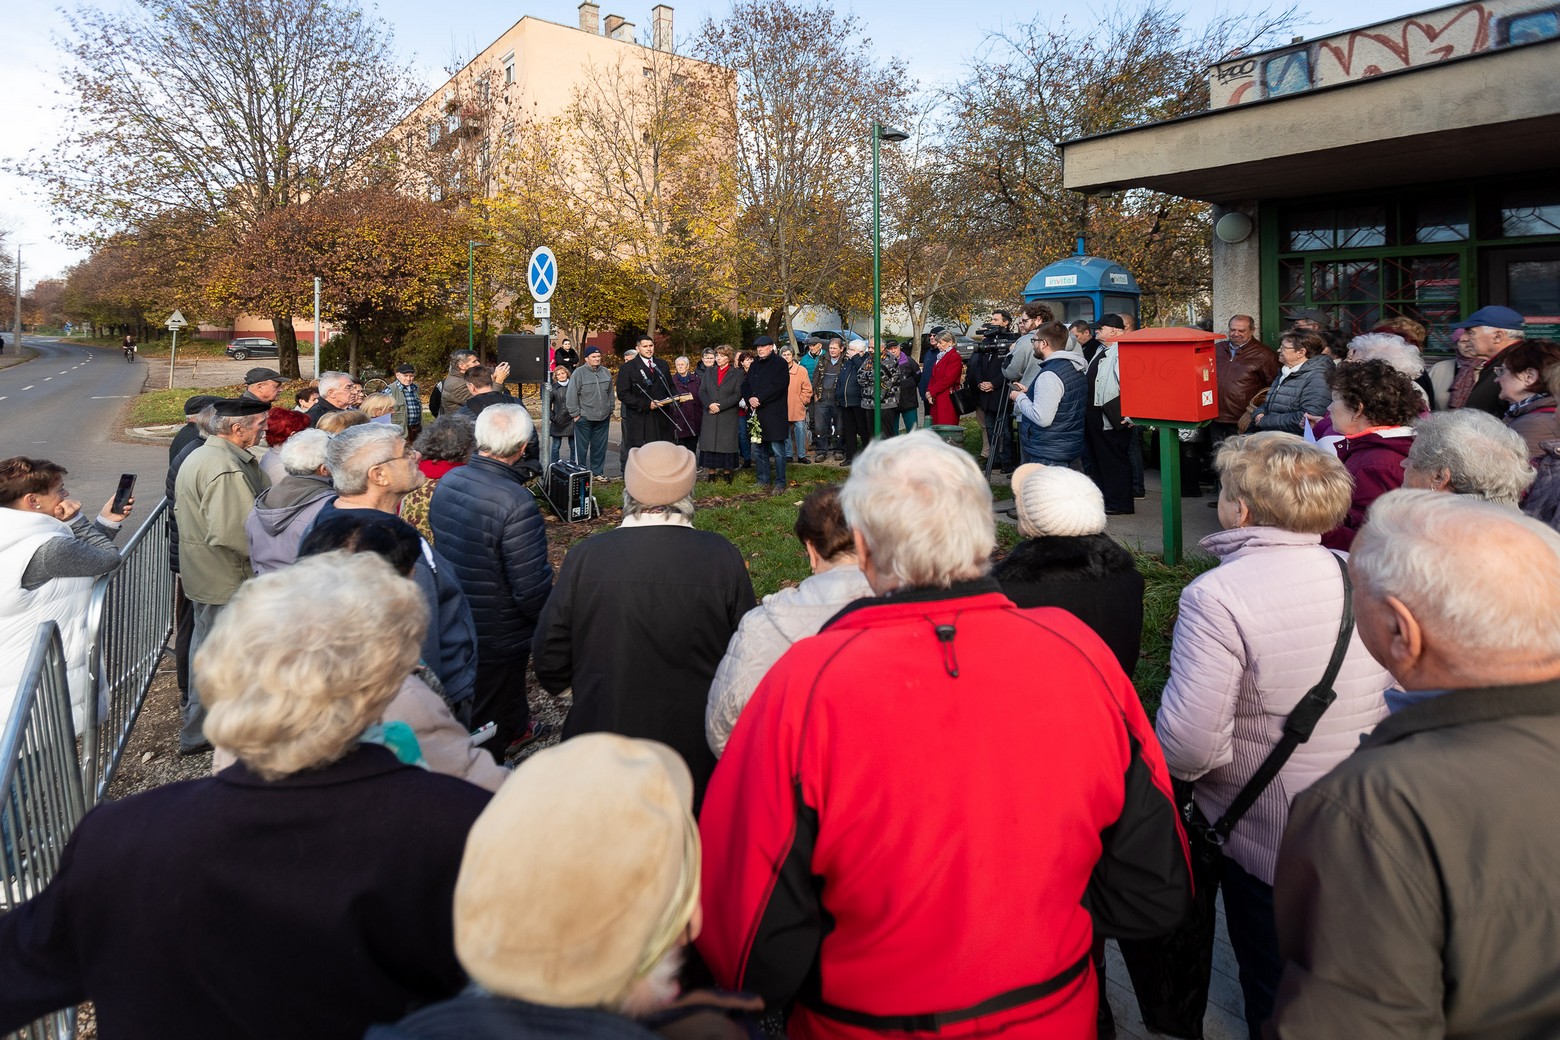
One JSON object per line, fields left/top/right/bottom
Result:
{"left": 0, "top": 336, "right": 168, "bottom": 537}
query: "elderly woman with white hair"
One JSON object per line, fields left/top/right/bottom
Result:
{"left": 699, "top": 431, "right": 1189, "bottom": 1040}
{"left": 0, "top": 552, "right": 492, "bottom": 1038}
{"left": 1402, "top": 409, "right": 1535, "bottom": 506}
{"left": 1154, "top": 432, "right": 1394, "bottom": 1039}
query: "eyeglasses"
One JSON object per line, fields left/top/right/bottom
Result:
{"left": 375, "top": 448, "right": 421, "bottom": 467}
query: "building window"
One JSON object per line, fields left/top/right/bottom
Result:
{"left": 1499, "top": 186, "right": 1560, "bottom": 238}
{"left": 503, "top": 51, "right": 516, "bottom": 84}
{"left": 1280, "top": 204, "right": 1386, "bottom": 252}
{"left": 447, "top": 110, "right": 460, "bottom": 133}
{"left": 478, "top": 77, "right": 490, "bottom": 104}
{"left": 427, "top": 122, "right": 439, "bottom": 147}
{"left": 642, "top": 66, "right": 653, "bottom": 77}
{"left": 502, "top": 119, "right": 515, "bottom": 140}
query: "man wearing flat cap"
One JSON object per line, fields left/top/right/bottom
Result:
{"left": 170, "top": 394, "right": 221, "bottom": 464}
{"left": 742, "top": 336, "right": 791, "bottom": 494}
{"left": 370, "top": 734, "right": 720, "bottom": 1039}
{"left": 173, "top": 398, "right": 270, "bottom": 753}
{"left": 388, "top": 364, "right": 423, "bottom": 443}
{"left": 166, "top": 394, "right": 223, "bottom": 720}
{"left": 239, "top": 368, "right": 284, "bottom": 407}
{"left": 531, "top": 443, "right": 754, "bottom": 809}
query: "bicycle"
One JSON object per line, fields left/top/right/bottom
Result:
{"left": 123, "top": 345, "right": 137, "bottom": 363}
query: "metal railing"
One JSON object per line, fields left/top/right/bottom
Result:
{"left": 82, "top": 499, "right": 175, "bottom": 803}
{"left": 2, "top": 622, "right": 84, "bottom": 1039}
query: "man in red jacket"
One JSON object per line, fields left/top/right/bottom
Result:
{"left": 698, "top": 430, "right": 1191, "bottom": 1040}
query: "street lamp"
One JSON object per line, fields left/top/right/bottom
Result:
{"left": 467, "top": 240, "right": 487, "bottom": 354}
{"left": 871, "top": 122, "right": 909, "bottom": 438}
{"left": 12, "top": 245, "right": 31, "bottom": 350}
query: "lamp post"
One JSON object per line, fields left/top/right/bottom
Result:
{"left": 871, "top": 122, "right": 909, "bottom": 438}
{"left": 12, "top": 244, "right": 29, "bottom": 351}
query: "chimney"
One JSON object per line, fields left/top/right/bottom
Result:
{"left": 611, "top": 18, "right": 635, "bottom": 41}
{"left": 578, "top": 0, "right": 600, "bottom": 33}
{"left": 603, "top": 13, "right": 624, "bottom": 37}
{"left": 651, "top": 4, "right": 673, "bottom": 51}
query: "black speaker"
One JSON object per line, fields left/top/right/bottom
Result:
{"left": 496, "top": 334, "right": 549, "bottom": 384}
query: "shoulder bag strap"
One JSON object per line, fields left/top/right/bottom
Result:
{"left": 1211, "top": 551, "right": 1353, "bottom": 840}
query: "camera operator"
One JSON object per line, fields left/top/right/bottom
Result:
{"left": 968, "top": 327, "right": 1015, "bottom": 471}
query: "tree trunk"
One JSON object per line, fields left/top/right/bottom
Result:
{"left": 347, "top": 327, "right": 361, "bottom": 378}
{"left": 646, "top": 290, "right": 661, "bottom": 339}
{"left": 272, "top": 315, "right": 300, "bottom": 378}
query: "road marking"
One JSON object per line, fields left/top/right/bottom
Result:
{"left": 59, "top": 371, "right": 68, "bottom": 375}
{"left": 20, "top": 385, "right": 34, "bottom": 390}
{"left": 43, "top": 377, "right": 53, "bottom": 381}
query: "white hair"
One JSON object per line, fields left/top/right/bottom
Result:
{"left": 621, "top": 490, "right": 695, "bottom": 522}
{"left": 1352, "top": 490, "right": 1560, "bottom": 659}
{"left": 1407, "top": 411, "right": 1535, "bottom": 505}
{"left": 195, "top": 403, "right": 222, "bottom": 436}
{"left": 326, "top": 424, "right": 407, "bottom": 496}
{"left": 839, "top": 430, "right": 994, "bottom": 591}
{"left": 318, "top": 370, "right": 354, "bottom": 395}
{"left": 279, "top": 428, "right": 330, "bottom": 476}
{"left": 475, "top": 404, "right": 535, "bottom": 458}
{"left": 1347, "top": 333, "right": 1424, "bottom": 378}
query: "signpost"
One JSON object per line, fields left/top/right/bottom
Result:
{"left": 165, "top": 310, "right": 187, "bottom": 390}
{"left": 527, "top": 247, "right": 557, "bottom": 461}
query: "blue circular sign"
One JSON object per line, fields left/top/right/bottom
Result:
{"left": 527, "top": 246, "right": 557, "bottom": 302}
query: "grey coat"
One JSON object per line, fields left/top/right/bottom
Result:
{"left": 1255, "top": 355, "right": 1334, "bottom": 435}
{"left": 698, "top": 364, "right": 746, "bottom": 455}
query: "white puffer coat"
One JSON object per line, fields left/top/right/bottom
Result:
{"left": 705, "top": 563, "right": 872, "bottom": 756}
{"left": 1155, "top": 526, "right": 1393, "bottom": 884}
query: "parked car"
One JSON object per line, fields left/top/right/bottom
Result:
{"left": 226, "top": 337, "right": 279, "bottom": 360}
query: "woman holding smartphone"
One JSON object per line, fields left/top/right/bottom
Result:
{"left": 0, "top": 457, "right": 133, "bottom": 730}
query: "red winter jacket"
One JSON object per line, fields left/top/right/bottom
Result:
{"left": 697, "top": 580, "right": 1190, "bottom": 1040}
{"left": 925, "top": 350, "right": 966, "bottom": 425}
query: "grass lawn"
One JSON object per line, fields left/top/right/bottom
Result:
{"left": 127, "top": 384, "right": 247, "bottom": 425}
{"left": 544, "top": 456, "right": 1208, "bottom": 716}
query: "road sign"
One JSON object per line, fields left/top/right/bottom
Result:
{"left": 527, "top": 247, "right": 557, "bottom": 302}
{"left": 532, "top": 301, "right": 551, "bottom": 319}
{"left": 165, "top": 310, "right": 187, "bottom": 330}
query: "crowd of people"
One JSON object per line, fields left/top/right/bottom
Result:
{"left": 3, "top": 307, "right": 1560, "bottom": 1040}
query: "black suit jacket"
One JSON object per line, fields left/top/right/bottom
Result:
{"left": 615, "top": 356, "right": 675, "bottom": 414}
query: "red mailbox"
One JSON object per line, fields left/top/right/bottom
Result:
{"left": 1117, "top": 327, "right": 1219, "bottom": 423}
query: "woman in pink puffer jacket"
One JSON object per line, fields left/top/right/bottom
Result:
{"left": 1155, "top": 431, "right": 1393, "bottom": 1039}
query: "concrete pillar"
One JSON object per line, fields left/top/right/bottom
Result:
{"left": 1212, "top": 202, "right": 1263, "bottom": 338}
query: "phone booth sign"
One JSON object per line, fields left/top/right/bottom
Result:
{"left": 1118, "top": 327, "right": 1219, "bottom": 424}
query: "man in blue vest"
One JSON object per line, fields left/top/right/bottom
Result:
{"left": 1009, "top": 321, "right": 1087, "bottom": 468}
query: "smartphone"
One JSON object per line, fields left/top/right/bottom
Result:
{"left": 112, "top": 473, "right": 136, "bottom": 514}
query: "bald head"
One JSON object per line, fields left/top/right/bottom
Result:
{"left": 1349, "top": 490, "right": 1560, "bottom": 688}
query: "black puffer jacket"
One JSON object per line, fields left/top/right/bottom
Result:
{"left": 427, "top": 455, "right": 553, "bottom": 660}
{"left": 992, "top": 534, "right": 1145, "bottom": 678}
{"left": 166, "top": 438, "right": 201, "bottom": 574}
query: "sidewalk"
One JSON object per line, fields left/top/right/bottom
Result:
{"left": 994, "top": 468, "right": 1222, "bottom": 559}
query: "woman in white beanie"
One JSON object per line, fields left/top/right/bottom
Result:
{"left": 991, "top": 463, "right": 1144, "bottom": 676}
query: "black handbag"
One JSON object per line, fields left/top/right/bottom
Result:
{"left": 1118, "top": 552, "right": 1354, "bottom": 1039}
{"left": 947, "top": 383, "right": 977, "bottom": 417}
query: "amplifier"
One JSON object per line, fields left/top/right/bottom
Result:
{"left": 544, "top": 460, "right": 595, "bottom": 522}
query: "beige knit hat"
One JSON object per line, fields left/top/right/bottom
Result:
{"left": 624, "top": 442, "right": 697, "bottom": 506}
{"left": 1012, "top": 464, "right": 1107, "bottom": 538}
{"left": 453, "top": 735, "right": 700, "bottom": 1007}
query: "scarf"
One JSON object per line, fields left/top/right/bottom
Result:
{"left": 1448, "top": 356, "right": 1487, "bottom": 409}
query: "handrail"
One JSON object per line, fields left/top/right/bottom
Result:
{"left": 81, "top": 498, "right": 175, "bottom": 803}
{"left": 2, "top": 623, "right": 87, "bottom": 1036}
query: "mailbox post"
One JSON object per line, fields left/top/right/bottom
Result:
{"left": 1117, "top": 327, "right": 1219, "bottom": 564}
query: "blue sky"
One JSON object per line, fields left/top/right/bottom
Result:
{"left": 2, "top": 0, "right": 1419, "bottom": 284}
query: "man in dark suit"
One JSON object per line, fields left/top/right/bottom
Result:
{"left": 614, "top": 336, "right": 677, "bottom": 449}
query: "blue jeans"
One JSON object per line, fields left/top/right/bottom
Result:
{"left": 573, "top": 417, "right": 609, "bottom": 476}
{"left": 550, "top": 436, "right": 572, "bottom": 465}
{"left": 789, "top": 420, "right": 808, "bottom": 460}
{"left": 753, "top": 441, "right": 787, "bottom": 486}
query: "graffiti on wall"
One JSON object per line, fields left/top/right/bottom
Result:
{"left": 1208, "top": 0, "right": 1560, "bottom": 108}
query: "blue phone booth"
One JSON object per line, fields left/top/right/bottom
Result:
{"left": 1021, "top": 243, "right": 1141, "bottom": 325}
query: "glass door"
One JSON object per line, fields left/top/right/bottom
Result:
{"left": 1482, "top": 246, "right": 1560, "bottom": 341}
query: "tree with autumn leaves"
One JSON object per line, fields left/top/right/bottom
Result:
{"left": 206, "top": 189, "right": 467, "bottom": 375}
